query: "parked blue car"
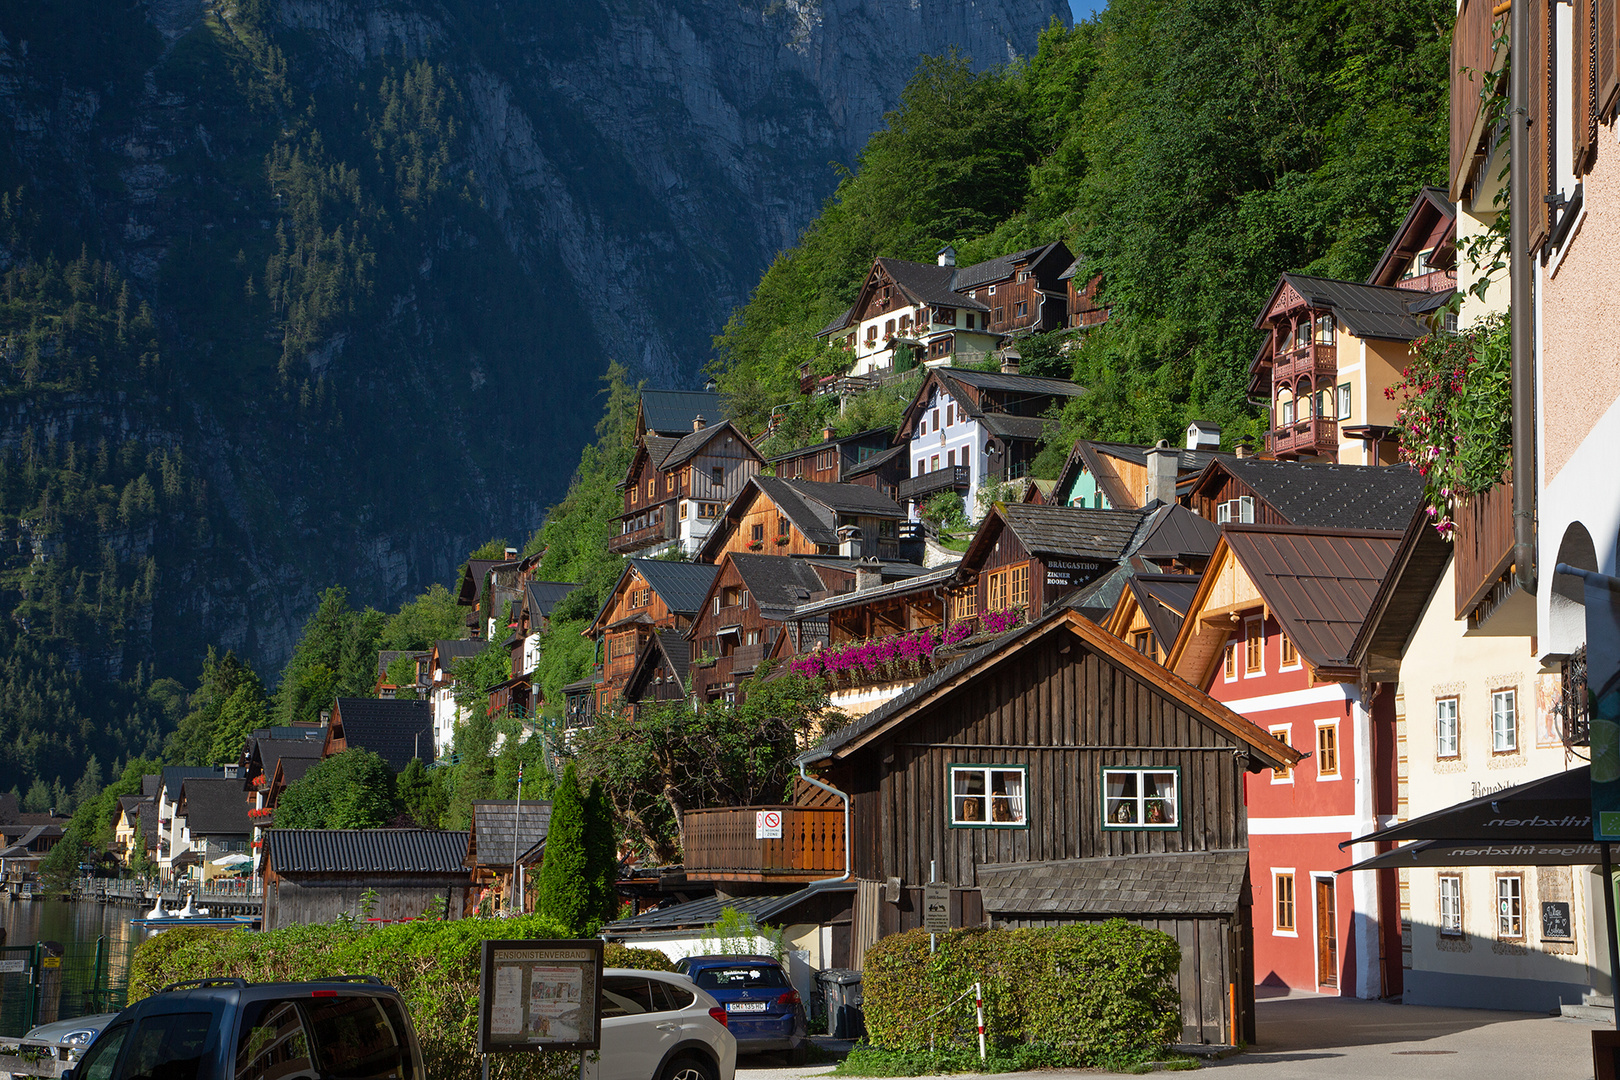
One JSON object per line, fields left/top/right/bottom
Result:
{"left": 675, "top": 956, "right": 807, "bottom": 1061}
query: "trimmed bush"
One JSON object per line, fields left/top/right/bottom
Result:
{"left": 861, "top": 921, "right": 1181, "bottom": 1064}
{"left": 128, "top": 916, "right": 674, "bottom": 1080}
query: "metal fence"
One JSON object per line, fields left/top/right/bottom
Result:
{"left": 0, "top": 940, "right": 122, "bottom": 1037}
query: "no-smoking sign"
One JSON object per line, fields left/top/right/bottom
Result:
{"left": 755, "top": 809, "right": 783, "bottom": 839}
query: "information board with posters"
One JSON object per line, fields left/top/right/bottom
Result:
{"left": 479, "top": 939, "right": 604, "bottom": 1053}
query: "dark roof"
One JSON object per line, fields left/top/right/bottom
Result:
{"left": 466, "top": 801, "right": 554, "bottom": 866}
{"left": 1222, "top": 525, "right": 1405, "bottom": 674}
{"left": 641, "top": 390, "right": 723, "bottom": 437}
{"left": 160, "top": 766, "right": 224, "bottom": 802}
{"left": 789, "top": 564, "right": 959, "bottom": 619}
{"left": 659, "top": 421, "right": 753, "bottom": 471}
{"left": 1134, "top": 503, "right": 1220, "bottom": 562}
{"left": 277, "top": 756, "right": 320, "bottom": 788}
{"left": 117, "top": 795, "right": 153, "bottom": 820}
{"left": 1089, "top": 440, "right": 1231, "bottom": 474}
{"left": 998, "top": 504, "right": 1148, "bottom": 560}
{"left": 176, "top": 778, "right": 252, "bottom": 836}
{"left": 605, "top": 879, "right": 856, "bottom": 934}
{"left": 266, "top": 829, "right": 470, "bottom": 876}
{"left": 526, "top": 581, "right": 581, "bottom": 620}
{"left": 950, "top": 241, "right": 1067, "bottom": 292}
{"left": 1127, "top": 574, "right": 1202, "bottom": 650}
{"left": 767, "top": 428, "right": 893, "bottom": 464}
{"left": 1406, "top": 288, "right": 1453, "bottom": 315}
{"left": 459, "top": 560, "right": 499, "bottom": 605}
{"left": 1367, "top": 186, "right": 1454, "bottom": 286}
{"left": 1065, "top": 564, "right": 1136, "bottom": 622}
{"left": 726, "top": 554, "right": 829, "bottom": 614}
{"left": 878, "top": 258, "right": 990, "bottom": 311}
{"left": 979, "top": 414, "right": 1050, "bottom": 442}
{"left": 844, "top": 444, "right": 906, "bottom": 479}
{"left": 435, "top": 639, "right": 484, "bottom": 665}
{"left": 253, "top": 738, "right": 325, "bottom": 788}
{"left": 625, "top": 630, "right": 692, "bottom": 704}
{"left": 938, "top": 368, "right": 1086, "bottom": 398}
{"left": 977, "top": 851, "right": 1250, "bottom": 917}
{"left": 331, "top": 697, "right": 433, "bottom": 772}
{"left": 1347, "top": 510, "right": 1453, "bottom": 676}
{"left": 632, "top": 559, "right": 720, "bottom": 616}
{"left": 1262, "top": 273, "right": 1432, "bottom": 340}
{"left": 141, "top": 775, "right": 159, "bottom": 799}
{"left": 751, "top": 477, "right": 905, "bottom": 547}
{"left": 1214, "top": 459, "right": 1425, "bottom": 531}
{"left": 817, "top": 307, "right": 854, "bottom": 337}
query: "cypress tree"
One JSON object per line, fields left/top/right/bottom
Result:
{"left": 537, "top": 762, "right": 591, "bottom": 935}
{"left": 583, "top": 778, "right": 618, "bottom": 926}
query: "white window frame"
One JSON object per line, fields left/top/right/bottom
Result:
{"left": 1269, "top": 725, "right": 1293, "bottom": 784}
{"left": 1439, "top": 874, "right": 1463, "bottom": 936}
{"left": 1436, "top": 697, "right": 1459, "bottom": 760}
{"left": 1492, "top": 689, "right": 1518, "bottom": 754}
{"left": 1496, "top": 874, "right": 1523, "bottom": 940}
{"left": 948, "top": 764, "right": 1028, "bottom": 828}
{"left": 1336, "top": 383, "right": 1352, "bottom": 421}
{"left": 1102, "top": 767, "right": 1180, "bottom": 830}
{"left": 1273, "top": 869, "right": 1298, "bottom": 936}
{"left": 1278, "top": 632, "right": 1301, "bottom": 671}
{"left": 1315, "top": 720, "right": 1341, "bottom": 780}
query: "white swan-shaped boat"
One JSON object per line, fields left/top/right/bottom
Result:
{"left": 175, "top": 894, "right": 197, "bottom": 918}
{"left": 145, "top": 897, "right": 169, "bottom": 919}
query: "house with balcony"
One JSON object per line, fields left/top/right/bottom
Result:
{"left": 613, "top": 418, "right": 763, "bottom": 558}
{"left": 240, "top": 730, "right": 323, "bottom": 867}
{"left": 685, "top": 554, "right": 829, "bottom": 703}
{"left": 156, "top": 765, "right": 226, "bottom": 880}
{"left": 375, "top": 650, "right": 430, "bottom": 699}
{"left": 620, "top": 631, "right": 692, "bottom": 719}
{"left": 695, "top": 476, "right": 915, "bottom": 565}
{"left": 1164, "top": 522, "right": 1407, "bottom": 1000}
{"left": 895, "top": 366, "right": 1085, "bottom": 522}
{"left": 584, "top": 559, "right": 719, "bottom": 716}
{"left": 1249, "top": 189, "right": 1456, "bottom": 466}
{"left": 814, "top": 242, "right": 1073, "bottom": 381}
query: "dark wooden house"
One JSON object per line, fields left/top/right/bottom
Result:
{"left": 262, "top": 829, "right": 471, "bottom": 929}
{"left": 612, "top": 419, "right": 763, "bottom": 557}
{"left": 584, "top": 559, "right": 718, "bottom": 714}
{"left": 465, "top": 800, "right": 553, "bottom": 913}
{"left": 1185, "top": 458, "right": 1424, "bottom": 531}
{"left": 620, "top": 631, "right": 692, "bottom": 717}
{"left": 324, "top": 698, "right": 433, "bottom": 773}
{"left": 801, "top": 606, "right": 1298, "bottom": 1044}
{"left": 696, "top": 477, "right": 912, "bottom": 565}
{"left": 686, "top": 553, "right": 827, "bottom": 702}
{"left": 770, "top": 428, "right": 895, "bottom": 485}
{"left": 1059, "top": 260, "right": 1110, "bottom": 330}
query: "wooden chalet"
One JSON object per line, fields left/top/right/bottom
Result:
{"left": 1103, "top": 573, "right": 1205, "bottom": 666}
{"left": 813, "top": 242, "right": 1073, "bottom": 381}
{"left": 262, "top": 829, "right": 471, "bottom": 929}
{"left": 686, "top": 553, "right": 827, "bottom": 702}
{"left": 1050, "top": 434, "right": 1230, "bottom": 511}
{"left": 584, "top": 559, "right": 718, "bottom": 715}
{"left": 696, "top": 476, "right": 913, "bottom": 565}
{"left": 1186, "top": 458, "right": 1424, "bottom": 531}
{"left": 1059, "top": 259, "right": 1110, "bottom": 330}
{"left": 620, "top": 631, "right": 691, "bottom": 717}
{"left": 613, "top": 418, "right": 763, "bottom": 557}
{"left": 1249, "top": 188, "right": 1455, "bottom": 465}
{"left": 465, "top": 800, "right": 553, "bottom": 913}
{"left": 894, "top": 367, "right": 1085, "bottom": 517}
{"left": 798, "top": 605, "right": 1297, "bottom": 1043}
{"left": 770, "top": 427, "right": 908, "bottom": 502}
{"left": 637, "top": 388, "right": 723, "bottom": 439}
{"left": 785, "top": 563, "right": 956, "bottom": 650}
{"left": 325, "top": 697, "right": 433, "bottom": 773}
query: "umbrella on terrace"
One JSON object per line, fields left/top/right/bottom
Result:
{"left": 211, "top": 853, "right": 253, "bottom": 867}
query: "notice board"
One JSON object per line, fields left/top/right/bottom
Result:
{"left": 479, "top": 939, "right": 604, "bottom": 1053}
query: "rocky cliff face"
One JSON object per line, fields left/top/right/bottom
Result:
{"left": 0, "top": 0, "right": 1063, "bottom": 690}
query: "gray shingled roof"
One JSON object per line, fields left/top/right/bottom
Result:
{"left": 1219, "top": 460, "right": 1425, "bottom": 531}
{"left": 266, "top": 829, "right": 470, "bottom": 876}
{"left": 633, "top": 558, "right": 721, "bottom": 616}
{"left": 177, "top": 778, "right": 252, "bottom": 837}
{"left": 727, "top": 554, "right": 829, "bottom": 614}
{"left": 878, "top": 258, "right": 991, "bottom": 311}
{"left": 950, "top": 242, "right": 1065, "bottom": 292}
{"left": 817, "top": 307, "right": 854, "bottom": 337}
{"left": 435, "top": 639, "right": 484, "bottom": 665}
{"left": 1128, "top": 574, "right": 1202, "bottom": 653}
{"left": 999, "top": 504, "right": 1148, "bottom": 560}
{"left": 641, "top": 390, "right": 723, "bottom": 437}
{"left": 751, "top": 477, "right": 904, "bottom": 547}
{"left": 1134, "top": 503, "right": 1220, "bottom": 562}
{"left": 660, "top": 422, "right": 751, "bottom": 470}
{"left": 526, "top": 581, "right": 581, "bottom": 619}
{"left": 332, "top": 697, "right": 432, "bottom": 772}
{"left": 606, "top": 879, "right": 856, "bottom": 933}
{"left": 781, "top": 479, "right": 905, "bottom": 516}
{"left": 844, "top": 444, "right": 906, "bottom": 478}
{"left": 939, "top": 369, "right": 1086, "bottom": 398}
{"left": 977, "top": 851, "right": 1249, "bottom": 917}
{"left": 980, "top": 414, "right": 1050, "bottom": 442}
{"left": 160, "top": 766, "right": 224, "bottom": 803}
{"left": 642, "top": 435, "right": 681, "bottom": 470}
{"left": 466, "top": 801, "right": 553, "bottom": 867}
{"left": 1268, "top": 273, "right": 1431, "bottom": 340}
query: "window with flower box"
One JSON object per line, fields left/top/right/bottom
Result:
{"left": 950, "top": 765, "right": 1027, "bottom": 827}
{"left": 1102, "top": 767, "right": 1179, "bottom": 829}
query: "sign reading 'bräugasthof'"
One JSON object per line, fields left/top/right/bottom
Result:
{"left": 478, "top": 939, "right": 604, "bottom": 1054}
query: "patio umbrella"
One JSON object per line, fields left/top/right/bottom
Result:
{"left": 212, "top": 853, "right": 252, "bottom": 867}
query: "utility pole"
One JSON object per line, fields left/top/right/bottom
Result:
{"left": 511, "top": 762, "right": 523, "bottom": 914}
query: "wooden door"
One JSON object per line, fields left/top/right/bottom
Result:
{"left": 1316, "top": 878, "right": 1338, "bottom": 988}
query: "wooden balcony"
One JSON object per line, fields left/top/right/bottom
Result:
{"left": 1275, "top": 344, "right": 1336, "bottom": 383}
{"left": 609, "top": 508, "right": 675, "bottom": 554}
{"left": 899, "top": 465, "right": 971, "bottom": 502}
{"left": 1451, "top": 0, "right": 1502, "bottom": 190}
{"left": 1267, "top": 417, "right": 1338, "bottom": 459}
{"left": 1453, "top": 477, "right": 1515, "bottom": 622}
{"left": 681, "top": 806, "right": 845, "bottom": 883}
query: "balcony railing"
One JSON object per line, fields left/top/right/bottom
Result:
{"left": 681, "top": 806, "right": 845, "bottom": 883}
{"left": 1266, "top": 417, "right": 1338, "bottom": 458}
{"left": 899, "top": 465, "right": 971, "bottom": 502}
{"left": 609, "top": 509, "right": 675, "bottom": 554}
{"left": 1275, "top": 344, "right": 1336, "bottom": 382}
{"left": 1453, "top": 477, "right": 1515, "bottom": 622}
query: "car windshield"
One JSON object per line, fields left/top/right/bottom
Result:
{"left": 692, "top": 966, "right": 789, "bottom": 990}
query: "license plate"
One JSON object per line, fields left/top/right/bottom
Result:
{"left": 726, "top": 1001, "right": 767, "bottom": 1013}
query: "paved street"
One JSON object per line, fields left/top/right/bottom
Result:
{"left": 733, "top": 990, "right": 1607, "bottom": 1079}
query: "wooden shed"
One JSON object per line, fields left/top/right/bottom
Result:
{"left": 262, "top": 829, "right": 471, "bottom": 929}
{"left": 802, "top": 604, "right": 1298, "bottom": 1046}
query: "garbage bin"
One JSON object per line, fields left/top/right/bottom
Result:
{"left": 816, "top": 968, "right": 864, "bottom": 1040}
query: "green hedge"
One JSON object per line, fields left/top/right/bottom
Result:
{"left": 127, "top": 917, "right": 674, "bottom": 1080}
{"left": 861, "top": 922, "right": 1181, "bottom": 1063}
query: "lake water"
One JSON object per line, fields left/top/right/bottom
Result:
{"left": 0, "top": 898, "right": 142, "bottom": 1035}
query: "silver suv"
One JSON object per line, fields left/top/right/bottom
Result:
{"left": 587, "top": 969, "right": 736, "bottom": 1080}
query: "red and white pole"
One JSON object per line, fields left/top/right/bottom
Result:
{"left": 974, "top": 981, "right": 985, "bottom": 1061}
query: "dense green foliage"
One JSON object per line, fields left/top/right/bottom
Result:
{"left": 128, "top": 919, "right": 675, "bottom": 1080}
{"left": 39, "top": 757, "right": 165, "bottom": 886}
{"left": 535, "top": 762, "right": 618, "bottom": 934}
{"left": 274, "top": 748, "right": 399, "bottom": 829}
{"left": 714, "top": 0, "right": 1450, "bottom": 455}
{"left": 861, "top": 923, "right": 1181, "bottom": 1064}
{"left": 570, "top": 667, "right": 841, "bottom": 860}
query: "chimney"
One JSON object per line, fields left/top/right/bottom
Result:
{"left": 838, "top": 524, "right": 864, "bottom": 559}
{"left": 1234, "top": 437, "right": 1256, "bottom": 459}
{"left": 855, "top": 556, "right": 884, "bottom": 593}
{"left": 1000, "top": 347, "right": 1021, "bottom": 376}
{"left": 1146, "top": 440, "right": 1179, "bottom": 506}
{"left": 823, "top": 427, "right": 835, "bottom": 442}
{"left": 937, "top": 245, "right": 957, "bottom": 268}
{"left": 504, "top": 546, "right": 518, "bottom": 561}
{"left": 692, "top": 414, "right": 707, "bottom": 432}
{"left": 1185, "top": 420, "right": 1222, "bottom": 451}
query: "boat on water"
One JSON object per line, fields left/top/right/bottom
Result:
{"left": 132, "top": 892, "right": 257, "bottom": 930}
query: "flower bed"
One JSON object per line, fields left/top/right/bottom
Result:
{"left": 789, "top": 622, "right": 975, "bottom": 684}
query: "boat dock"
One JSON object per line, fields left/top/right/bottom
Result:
{"left": 8, "top": 878, "right": 263, "bottom": 919}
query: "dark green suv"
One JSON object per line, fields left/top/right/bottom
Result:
{"left": 67, "top": 977, "right": 424, "bottom": 1080}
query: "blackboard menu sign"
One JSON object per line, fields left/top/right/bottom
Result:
{"left": 1542, "top": 901, "right": 1573, "bottom": 941}
{"left": 479, "top": 939, "right": 604, "bottom": 1054}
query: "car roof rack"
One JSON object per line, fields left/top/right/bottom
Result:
{"left": 316, "top": 975, "right": 384, "bottom": 985}
{"left": 161, "top": 977, "right": 250, "bottom": 993}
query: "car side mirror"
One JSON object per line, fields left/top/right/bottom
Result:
{"left": 61, "top": 1069, "right": 74, "bottom": 1080}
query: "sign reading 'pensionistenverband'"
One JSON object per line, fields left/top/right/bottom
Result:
{"left": 478, "top": 939, "right": 604, "bottom": 1054}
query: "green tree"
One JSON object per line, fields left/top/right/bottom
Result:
{"left": 537, "top": 762, "right": 594, "bottom": 935}
{"left": 22, "top": 779, "right": 50, "bottom": 814}
{"left": 206, "top": 677, "right": 272, "bottom": 766}
{"left": 583, "top": 778, "right": 619, "bottom": 927}
{"left": 275, "top": 586, "right": 354, "bottom": 726}
{"left": 397, "top": 756, "right": 448, "bottom": 828}
{"left": 380, "top": 584, "right": 465, "bottom": 651}
{"left": 275, "top": 749, "right": 399, "bottom": 829}
{"left": 39, "top": 756, "right": 164, "bottom": 886}
{"left": 168, "top": 649, "right": 263, "bottom": 766}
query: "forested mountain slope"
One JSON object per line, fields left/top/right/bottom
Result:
{"left": 0, "top": 0, "right": 1062, "bottom": 796}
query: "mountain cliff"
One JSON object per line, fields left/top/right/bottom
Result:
{"left": 0, "top": 0, "right": 1064, "bottom": 793}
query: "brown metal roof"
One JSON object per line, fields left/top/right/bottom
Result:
{"left": 1346, "top": 510, "right": 1453, "bottom": 678}
{"left": 1221, "top": 525, "right": 1405, "bottom": 674}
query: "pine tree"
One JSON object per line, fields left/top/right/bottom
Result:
{"left": 537, "top": 762, "right": 591, "bottom": 935}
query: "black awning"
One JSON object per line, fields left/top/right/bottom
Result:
{"left": 1338, "top": 837, "right": 1607, "bottom": 873}
{"left": 1339, "top": 765, "right": 1592, "bottom": 850}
